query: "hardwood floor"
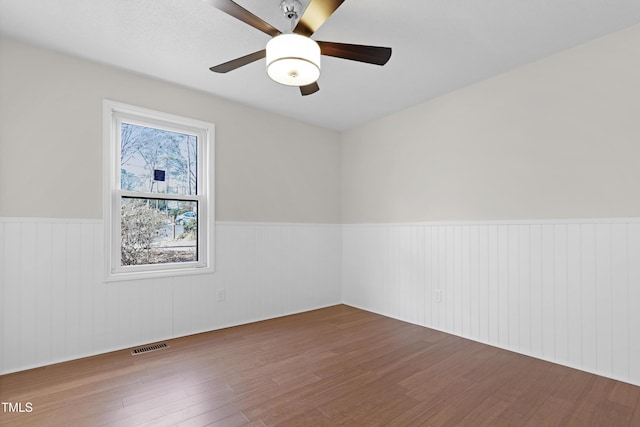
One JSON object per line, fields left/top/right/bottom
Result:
{"left": 1, "top": 305, "right": 639, "bottom": 426}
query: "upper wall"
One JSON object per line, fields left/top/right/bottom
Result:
{"left": 0, "top": 37, "right": 341, "bottom": 223}
{"left": 341, "top": 24, "right": 640, "bottom": 223}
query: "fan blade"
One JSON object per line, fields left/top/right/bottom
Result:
{"left": 210, "top": 49, "right": 266, "bottom": 73}
{"left": 317, "top": 41, "right": 392, "bottom": 65}
{"left": 294, "top": 0, "right": 345, "bottom": 37}
{"left": 203, "top": 0, "right": 281, "bottom": 37}
{"left": 300, "top": 82, "right": 320, "bottom": 96}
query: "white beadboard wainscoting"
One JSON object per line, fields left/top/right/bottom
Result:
{"left": 343, "top": 220, "right": 640, "bottom": 386}
{"left": 0, "top": 218, "right": 341, "bottom": 375}
{"left": 3, "top": 217, "right": 639, "bottom": 387}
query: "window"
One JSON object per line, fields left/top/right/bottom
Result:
{"left": 104, "top": 100, "right": 214, "bottom": 280}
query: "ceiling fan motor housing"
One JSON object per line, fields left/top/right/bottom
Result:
{"left": 280, "top": 0, "right": 303, "bottom": 20}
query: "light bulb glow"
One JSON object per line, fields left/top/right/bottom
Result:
{"left": 266, "top": 34, "right": 320, "bottom": 86}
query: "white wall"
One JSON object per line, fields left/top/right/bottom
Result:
{"left": 341, "top": 24, "right": 640, "bottom": 386}
{"left": 0, "top": 37, "right": 343, "bottom": 374}
{"left": 0, "top": 37, "right": 341, "bottom": 223}
{"left": 1, "top": 219, "right": 341, "bottom": 374}
{"left": 341, "top": 24, "right": 640, "bottom": 223}
{"left": 343, "top": 220, "right": 640, "bottom": 385}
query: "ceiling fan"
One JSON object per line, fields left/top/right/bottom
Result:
{"left": 205, "top": 0, "right": 392, "bottom": 96}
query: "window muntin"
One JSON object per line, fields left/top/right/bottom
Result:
{"left": 104, "top": 101, "right": 214, "bottom": 280}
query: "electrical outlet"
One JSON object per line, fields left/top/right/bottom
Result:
{"left": 217, "top": 288, "right": 226, "bottom": 302}
{"left": 435, "top": 289, "right": 442, "bottom": 303}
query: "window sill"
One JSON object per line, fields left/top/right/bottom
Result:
{"left": 104, "top": 265, "right": 215, "bottom": 282}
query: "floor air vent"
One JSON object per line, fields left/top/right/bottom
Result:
{"left": 131, "top": 342, "right": 169, "bottom": 355}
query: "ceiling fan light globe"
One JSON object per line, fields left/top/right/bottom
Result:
{"left": 266, "top": 34, "right": 321, "bottom": 86}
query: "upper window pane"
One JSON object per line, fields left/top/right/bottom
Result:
{"left": 120, "top": 122, "right": 198, "bottom": 195}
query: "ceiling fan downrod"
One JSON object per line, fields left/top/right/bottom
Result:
{"left": 280, "top": 0, "right": 303, "bottom": 30}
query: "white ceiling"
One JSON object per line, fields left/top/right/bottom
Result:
{"left": 1, "top": 0, "right": 639, "bottom": 131}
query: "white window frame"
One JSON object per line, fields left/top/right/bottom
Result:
{"left": 103, "top": 100, "right": 215, "bottom": 281}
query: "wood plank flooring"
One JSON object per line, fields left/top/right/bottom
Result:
{"left": 1, "top": 305, "right": 639, "bottom": 426}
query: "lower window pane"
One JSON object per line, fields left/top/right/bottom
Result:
{"left": 121, "top": 198, "right": 198, "bottom": 266}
